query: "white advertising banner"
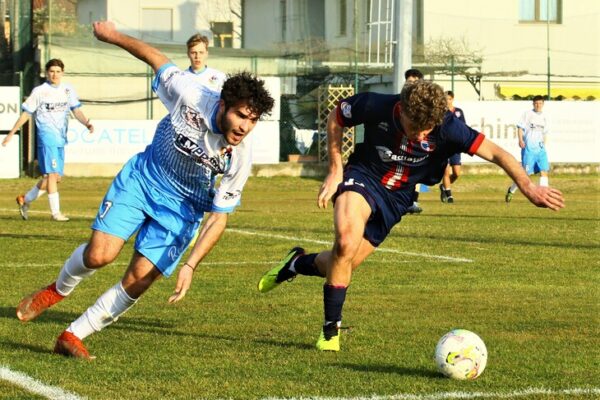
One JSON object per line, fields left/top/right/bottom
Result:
{"left": 65, "top": 120, "right": 156, "bottom": 164}
{"left": 0, "top": 86, "right": 21, "bottom": 130}
{"left": 248, "top": 120, "right": 280, "bottom": 164}
{"left": 458, "top": 101, "right": 600, "bottom": 163}
{"left": 0, "top": 134, "right": 20, "bottom": 178}
{"left": 65, "top": 119, "right": 280, "bottom": 170}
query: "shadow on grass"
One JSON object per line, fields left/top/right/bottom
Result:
{"left": 0, "top": 339, "right": 52, "bottom": 356}
{"left": 337, "top": 362, "right": 442, "bottom": 379}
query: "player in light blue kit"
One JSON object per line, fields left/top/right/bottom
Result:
{"left": 185, "top": 33, "right": 226, "bottom": 91}
{"left": 506, "top": 95, "right": 550, "bottom": 202}
{"left": 2, "top": 59, "right": 94, "bottom": 221}
{"left": 15, "top": 21, "right": 274, "bottom": 359}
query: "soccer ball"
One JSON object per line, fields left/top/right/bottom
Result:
{"left": 434, "top": 329, "right": 488, "bottom": 380}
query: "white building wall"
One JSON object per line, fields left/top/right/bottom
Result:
{"left": 78, "top": 0, "right": 241, "bottom": 47}
{"left": 423, "top": 0, "right": 599, "bottom": 78}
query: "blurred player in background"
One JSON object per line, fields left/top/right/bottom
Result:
{"left": 2, "top": 59, "right": 94, "bottom": 222}
{"left": 15, "top": 21, "right": 273, "bottom": 360}
{"left": 439, "top": 90, "right": 465, "bottom": 203}
{"left": 185, "top": 33, "right": 226, "bottom": 91}
{"left": 403, "top": 68, "right": 425, "bottom": 214}
{"left": 506, "top": 95, "right": 551, "bottom": 203}
{"left": 258, "top": 81, "right": 564, "bottom": 352}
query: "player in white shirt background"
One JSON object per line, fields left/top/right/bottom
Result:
{"left": 185, "top": 33, "right": 226, "bottom": 91}
{"left": 14, "top": 20, "right": 274, "bottom": 359}
{"left": 506, "top": 95, "right": 551, "bottom": 203}
{"left": 2, "top": 59, "right": 94, "bottom": 222}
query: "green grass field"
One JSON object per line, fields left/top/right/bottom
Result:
{"left": 0, "top": 174, "right": 598, "bottom": 400}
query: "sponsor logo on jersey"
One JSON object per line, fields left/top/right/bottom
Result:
{"left": 378, "top": 122, "right": 389, "bottom": 131}
{"left": 174, "top": 134, "right": 232, "bottom": 173}
{"left": 42, "top": 101, "right": 69, "bottom": 113}
{"left": 341, "top": 102, "right": 352, "bottom": 119}
{"left": 223, "top": 190, "right": 241, "bottom": 200}
{"left": 376, "top": 145, "right": 429, "bottom": 164}
{"left": 181, "top": 105, "right": 209, "bottom": 133}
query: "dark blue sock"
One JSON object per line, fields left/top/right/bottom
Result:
{"left": 323, "top": 284, "right": 347, "bottom": 339}
{"left": 294, "top": 253, "right": 324, "bottom": 277}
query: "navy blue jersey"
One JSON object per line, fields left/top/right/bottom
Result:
{"left": 450, "top": 106, "right": 466, "bottom": 123}
{"left": 336, "top": 92, "right": 484, "bottom": 190}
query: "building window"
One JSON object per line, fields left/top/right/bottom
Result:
{"left": 141, "top": 8, "right": 173, "bottom": 42}
{"left": 211, "top": 22, "right": 233, "bottom": 48}
{"left": 519, "top": 0, "right": 562, "bottom": 23}
{"left": 339, "top": 0, "right": 347, "bottom": 36}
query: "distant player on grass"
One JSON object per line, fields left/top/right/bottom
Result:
{"left": 2, "top": 59, "right": 94, "bottom": 222}
{"left": 15, "top": 21, "right": 274, "bottom": 360}
{"left": 185, "top": 33, "right": 226, "bottom": 91}
{"left": 258, "top": 81, "right": 564, "bottom": 352}
{"left": 506, "top": 95, "right": 551, "bottom": 203}
{"left": 439, "top": 90, "right": 465, "bottom": 203}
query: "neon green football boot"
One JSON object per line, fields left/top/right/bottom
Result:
{"left": 316, "top": 323, "right": 340, "bottom": 352}
{"left": 257, "top": 247, "right": 304, "bottom": 293}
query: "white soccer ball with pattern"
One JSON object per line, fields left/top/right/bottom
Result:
{"left": 435, "top": 329, "right": 488, "bottom": 380}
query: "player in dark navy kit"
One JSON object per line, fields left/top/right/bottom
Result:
{"left": 258, "top": 81, "right": 564, "bottom": 352}
{"left": 440, "top": 90, "right": 465, "bottom": 203}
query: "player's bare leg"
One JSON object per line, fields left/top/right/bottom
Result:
{"left": 317, "top": 191, "right": 373, "bottom": 351}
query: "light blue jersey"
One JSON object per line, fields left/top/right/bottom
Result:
{"left": 517, "top": 109, "right": 550, "bottom": 173}
{"left": 518, "top": 109, "right": 549, "bottom": 153}
{"left": 22, "top": 81, "right": 81, "bottom": 147}
{"left": 93, "top": 64, "right": 252, "bottom": 277}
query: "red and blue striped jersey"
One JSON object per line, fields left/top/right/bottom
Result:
{"left": 336, "top": 92, "right": 483, "bottom": 190}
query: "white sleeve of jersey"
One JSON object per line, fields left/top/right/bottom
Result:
{"left": 153, "top": 64, "right": 191, "bottom": 114}
{"left": 211, "top": 142, "right": 253, "bottom": 213}
{"left": 66, "top": 84, "right": 81, "bottom": 110}
{"left": 22, "top": 87, "right": 40, "bottom": 114}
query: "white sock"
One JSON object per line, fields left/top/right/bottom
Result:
{"left": 56, "top": 244, "right": 96, "bottom": 296}
{"left": 509, "top": 183, "right": 518, "bottom": 193}
{"left": 48, "top": 192, "right": 61, "bottom": 215}
{"left": 24, "top": 186, "right": 46, "bottom": 204}
{"left": 67, "top": 282, "right": 137, "bottom": 340}
{"left": 539, "top": 176, "right": 549, "bottom": 187}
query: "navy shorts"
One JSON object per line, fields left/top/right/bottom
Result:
{"left": 448, "top": 153, "right": 461, "bottom": 166}
{"left": 333, "top": 166, "right": 413, "bottom": 247}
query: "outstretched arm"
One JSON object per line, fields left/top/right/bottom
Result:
{"left": 475, "top": 138, "right": 564, "bottom": 210}
{"left": 168, "top": 212, "right": 229, "bottom": 303}
{"left": 92, "top": 21, "right": 169, "bottom": 73}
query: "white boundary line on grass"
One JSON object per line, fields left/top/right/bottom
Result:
{"left": 0, "top": 208, "right": 472, "bottom": 263}
{"left": 263, "top": 387, "right": 600, "bottom": 400}
{"left": 227, "top": 228, "right": 473, "bottom": 263}
{"left": 0, "top": 365, "right": 85, "bottom": 400}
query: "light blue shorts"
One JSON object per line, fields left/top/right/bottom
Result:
{"left": 521, "top": 148, "right": 549, "bottom": 175}
{"left": 38, "top": 146, "right": 64, "bottom": 175}
{"left": 92, "top": 154, "right": 201, "bottom": 277}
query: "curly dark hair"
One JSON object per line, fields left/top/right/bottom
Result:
{"left": 399, "top": 81, "right": 447, "bottom": 131}
{"left": 221, "top": 72, "right": 274, "bottom": 118}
